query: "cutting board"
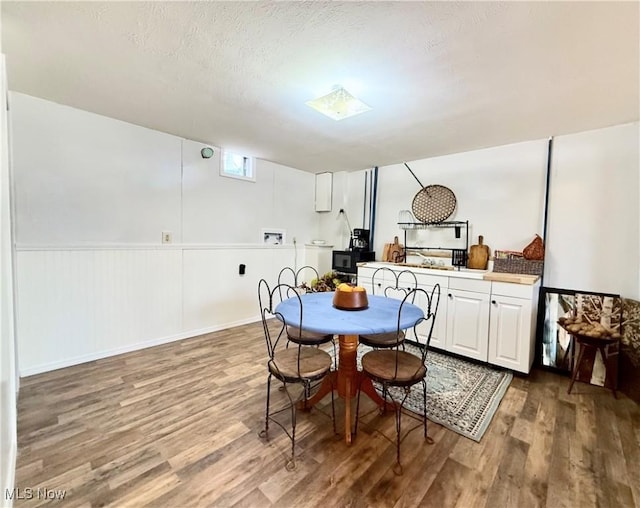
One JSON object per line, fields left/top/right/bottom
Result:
{"left": 483, "top": 272, "right": 539, "bottom": 284}
{"left": 468, "top": 235, "right": 490, "bottom": 270}
{"left": 383, "top": 236, "right": 404, "bottom": 262}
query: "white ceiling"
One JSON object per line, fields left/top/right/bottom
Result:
{"left": 1, "top": 1, "right": 638, "bottom": 174}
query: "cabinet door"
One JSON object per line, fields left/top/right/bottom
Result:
{"left": 445, "top": 289, "right": 490, "bottom": 361}
{"left": 357, "top": 267, "right": 375, "bottom": 292}
{"left": 414, "top": 285, "right": 447, "bottom": 349}
{"left": 488, "top": 295, "right": 532, "bottom": 373}
{"left": 314, "top": 172, "right": 332, "bottom": 212}
{"left": 369, "top": 269, "right": 404, "bottom": 299}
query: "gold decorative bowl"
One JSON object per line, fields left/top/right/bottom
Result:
{"left": 333, "top": 286, "right": 368, "bottom": 310}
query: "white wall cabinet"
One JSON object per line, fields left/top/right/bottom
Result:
{"left": 357, "top": 263, "right": 539, "bottom": 373}
{"left": 314, "top": 172, "right": 333, "bottom": 212}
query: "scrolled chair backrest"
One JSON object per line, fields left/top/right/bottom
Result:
{"left": 391, "top": 284, "right": 442, "bottom": 378}
{"left": 372, "top": 267, "right": 418, "bottom": 302}
{"left": 277, "top": 265, "right": 321, "bottom": 298}
{"left": 294, "top": 265, "right": 320, "bottom": 288}
{"left": 392, "top": 270, "right": 419, "bottom": 302}
{"left": 257, "top": 278, "right": 307, "bottom": 377}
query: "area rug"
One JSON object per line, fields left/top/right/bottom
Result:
{"left": 331, "top": 344, "right": 513, "bottom": 442}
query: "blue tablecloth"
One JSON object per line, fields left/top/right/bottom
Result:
{"left": 274, "top": 292, "right": 424, "bottom": 336}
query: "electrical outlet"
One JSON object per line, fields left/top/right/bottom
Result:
{"left": 162, "top": 231, "right": 172, "bottom": 244}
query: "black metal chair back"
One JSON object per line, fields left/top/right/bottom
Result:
{"left": 274, "top": 266, "right": 335, "bottom": 349}
{"left": 258, "top": 279, "right": 307, "bottom": 380}
{"left": 391, "top": 284, "right": 441, "bottom": 377}
{"left": 359, "top": 268, "right": 419, "bottom": 349}
{"left": 371, "top": 267, "right": 418, "bottom": 302}
{"left": 355, "top": 283, "right": 441, "bottom": 475}
{"left": 277, "top": 265, "right": 320, "bottom": 296}
{"left": 257, "top": 278, "right": 335, "bottom": 470}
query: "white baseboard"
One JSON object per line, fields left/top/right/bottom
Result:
{"left": 19, "top": 316, "right": 261, "bottom": 377}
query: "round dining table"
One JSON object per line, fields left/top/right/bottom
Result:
{"left": 275, "top": 291, "right": 424, "bottom": 444}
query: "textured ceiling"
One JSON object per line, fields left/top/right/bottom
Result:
{"left": 1, "top": 1, "right": 638, "bottom": 173}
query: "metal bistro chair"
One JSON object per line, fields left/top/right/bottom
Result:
{"left": 277, "top": 266, "right": 335, "bottom": 348}
{"left": 355, "top": 284, "right": 441, "bottom": 475}
{"left": 257, "top": 279, "right": 335, "bottom": 471}
{"left": 359, "top": 268, "right": 419, "bottom": 349}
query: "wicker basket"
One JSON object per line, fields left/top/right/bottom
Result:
{"left": 493, "top": 258, "right": 543, "bottom": 275}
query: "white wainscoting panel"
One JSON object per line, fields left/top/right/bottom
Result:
{"left": 16, "top": 246, "right": 300, "bottom": 375}
{"left": 16, "top": 249, "right": 183, "bottom": 375}
{"left": 182, "top": 247, "right": 295, "bottom": 333}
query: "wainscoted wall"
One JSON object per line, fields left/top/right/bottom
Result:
{"left": 15, "top": 245, "right": 296, "bottom": 375}
{"left": 10, "top": 93, "right": 314, "bottom": 376}
{"left": 181, "top": 246, "right": 296, "bottom": 332}
{"left": 9, "top": 93, "right": 639, "bottom": 379}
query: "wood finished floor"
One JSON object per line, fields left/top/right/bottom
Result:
{"left": 13, "top": 321, "right": 640, "bottom": 508}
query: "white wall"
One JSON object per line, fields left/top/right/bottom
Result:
{"left": 372, "top": 139, "right": 549, "bottom": 257}
{"left": 182, "top": 139, "right": 317, "bottom": 245}
{"left": 1, "top": 54, "right": 17, "bottom": 507}
{"left": 10, "top": 93, "right": 314, "bottom": 375}
{"left": 326, "top": 126, "right": 638, "bottom": 300}
{"left": 9, "top": 93, "right": 640, "bottom": 377}
{"left": 11, "top": 94, "right": 183, "bottom": 246}
{"left": 545, "top": 122, "right": 640, "bottom": 298}
{"left": 317, "top": 169, "right": 372, "bottom": 251}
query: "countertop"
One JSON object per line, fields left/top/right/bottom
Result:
{"left": 358, "top": 261, "right": 540, "bottom": 285}
{"left": 358, "top": 261, "right": 489, "bottom": 280}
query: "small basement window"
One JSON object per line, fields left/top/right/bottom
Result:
{"left": 221, "top": 150, "right": 255, "bottom": 182}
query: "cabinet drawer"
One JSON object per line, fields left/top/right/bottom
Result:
{"left": 414, "top": 272, "right": 448, "bottom": 288}
{"left": 357, "top": 267, "right": 377, "bottom": 285}
{"left": 448, "top": 277, "right": 491, "bottom": 293}
{"left": 491, "top": 281, "right": 537, "bottom": 299}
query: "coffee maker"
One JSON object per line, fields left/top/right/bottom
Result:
{"left": 350, "top": 228, "right": 370, "bottom": 251}
{"left": 333, "top": 228, "right": 375, "bottom": 275}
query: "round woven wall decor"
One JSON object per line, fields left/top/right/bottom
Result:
{"left": 411, "top": 185, "right": 457, "bottom": 223}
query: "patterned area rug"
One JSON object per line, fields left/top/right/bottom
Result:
{"left": 332, "top": 343, "right": 513, "bottom": 442}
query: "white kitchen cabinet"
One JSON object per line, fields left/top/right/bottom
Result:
{"left": 445, "top": 288, "right": 490, "bottom": 361}
{"left": 358, "top": 265, "right": 415, "bottom": 298}
{"left": 488, "top": 282, "right": 539, "bottom": 373}
{"left": 356, "top": 266, "right": 376, "bottom": 294}
{"left": 356, "top": 263, "right": 539, "bottom": 374}
{"left": 414, "top": 284, "right": 447, "bottom": 348}
{"left": 357, "top": 265, "right": 448, "bottom": 346}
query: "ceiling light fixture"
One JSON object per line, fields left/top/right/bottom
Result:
{"left": 306, "top": 86, "right": 372, "bottom": 121}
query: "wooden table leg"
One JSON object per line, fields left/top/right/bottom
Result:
{"left": 568, "top": 341, "right": 586, "bottom": 394}
{"left": 303, "top": 372, "right": 336, "bottom": 408}
{"left": 598, "top": 345, "right": 617, "bottom": 399}
{"left": 337, "top": 335, "right": 358, "bottom": 444}
{"left": 300, "top": 334, "right": 393, "bottom": 444}
{"left": 359, "top": 376, "right": 392, "bottom": 409}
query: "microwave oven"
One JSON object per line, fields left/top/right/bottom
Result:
{"left": 332, "top": 250, "right": 375, "bottom": 274}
